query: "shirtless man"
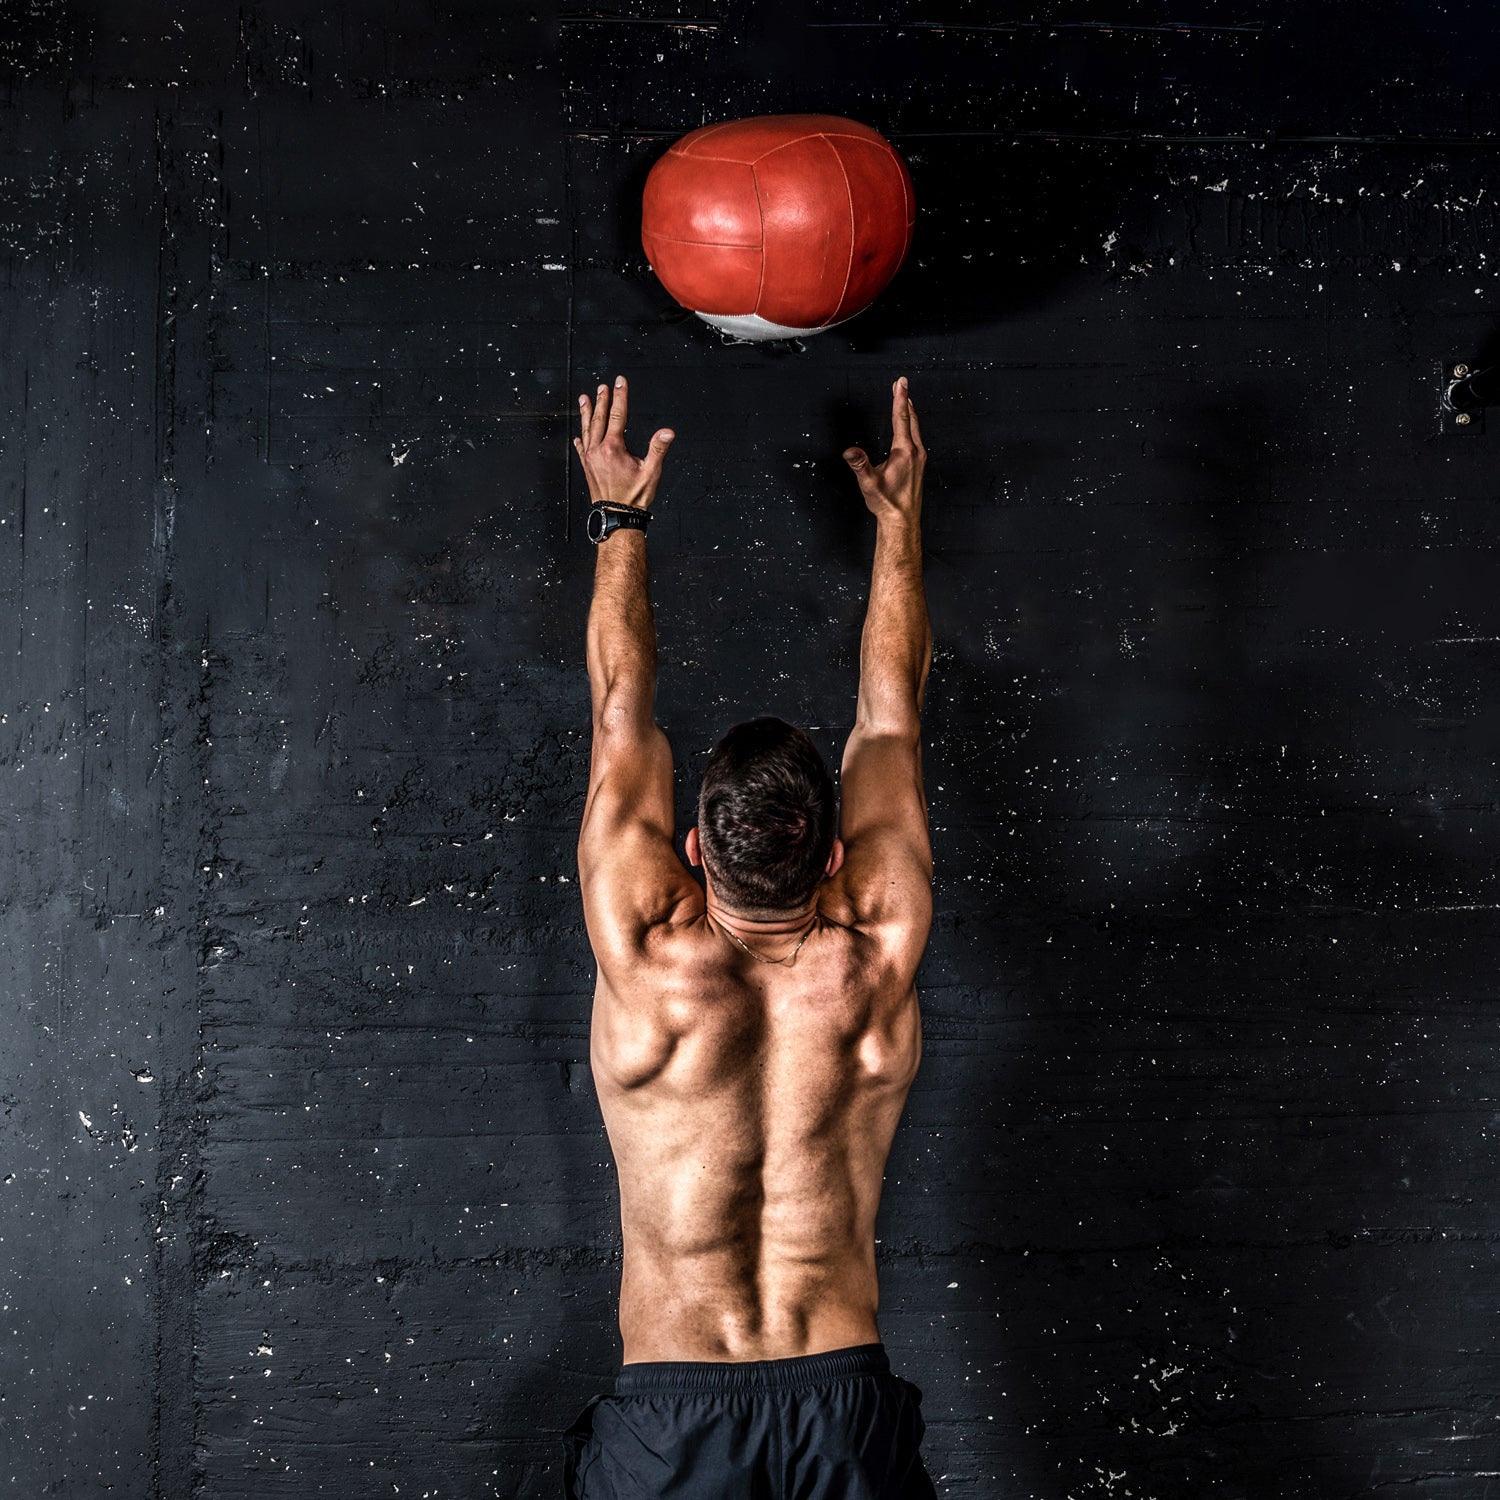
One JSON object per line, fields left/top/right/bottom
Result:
{"left": 563, "top": 373, "right": 936, "bottom": 1499}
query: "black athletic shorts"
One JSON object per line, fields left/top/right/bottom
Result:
{"left": 561, "top": 1342, "right": 936, "bottom": 1499}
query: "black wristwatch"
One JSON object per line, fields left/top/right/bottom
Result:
{"left": 587, "top": 503, "right": 651, "bottom": 544}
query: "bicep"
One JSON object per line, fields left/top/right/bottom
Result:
{"left": 824, "top": 727, "right": 933, "bottom": 932}
{"left": 578, "top": 720, "right": 700, "bottom": 957}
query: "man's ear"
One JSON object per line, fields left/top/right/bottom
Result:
{"left": 825, "top": 837, "right": 845, "bottom": 878}
{"left": 685, "top": 826, "right": 702, "bottom": 867}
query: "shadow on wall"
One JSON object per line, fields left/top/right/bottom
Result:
{"left": 859, "top": 133, "right": 1145, "bottom": 345}
{"left": 916, "top": 386, "right": 1470, "bottom": 1493}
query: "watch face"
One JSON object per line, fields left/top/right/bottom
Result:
{"left": 588, "top": 506, "right": 646, "bottom": 541}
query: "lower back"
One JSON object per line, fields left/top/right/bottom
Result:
{"left": 617, "top": 1231, "right": 883, "bottom": 1363}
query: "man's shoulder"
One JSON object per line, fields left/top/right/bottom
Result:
{"left": 584, "top": 884, "right": 704, "bottom": 969}
{"left": 814, "top": 886, "right": 932, "bottom": 978}
{"left": 589, "top": 909, "right": 721, "bottom": 1008}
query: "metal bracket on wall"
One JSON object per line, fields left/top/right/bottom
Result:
{"left": 1440, "top": 360, "right": 1492, "bottom": 433}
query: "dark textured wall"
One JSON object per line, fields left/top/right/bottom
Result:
{"left": 4, "top": 2, "right": 1500, "bottom": 1496}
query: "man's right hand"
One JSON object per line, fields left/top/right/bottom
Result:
{"left": 575, "top": 374, "right": 675, "bottom": 510}
{"left": 842, "top": 376, "right": 926, "bottom": 523}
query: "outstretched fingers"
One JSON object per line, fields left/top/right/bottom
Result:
{"left": 606, "top": 375, "right": 629, "bottom": 437}
{"left": 890, "top": 375, "right": 914, "bottom": 449}
{"left": 642, "top": 427, "right": 674, "bottom": 478}
{"left": 588, "top": 382, "right": 611, "bottom": 447}
{"left": 843, "top": 444, "right": 873, "bottom": 479}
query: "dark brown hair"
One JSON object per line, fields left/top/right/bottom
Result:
{"left": 697, "top": 717, "right": 837, "bottom": 912}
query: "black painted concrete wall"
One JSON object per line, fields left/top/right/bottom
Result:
{"left": 4, "top": 2, "right": 1500, "bottom": 1495}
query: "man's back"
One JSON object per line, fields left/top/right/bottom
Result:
{"left": 591, "top": 909, "right": 924, "bottom": 1362}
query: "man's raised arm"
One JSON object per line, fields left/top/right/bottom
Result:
{"left": 574, "top": 377, "right": 698, "bottom": 957}
{"left": 825, "top": 377, "right": 934, "bottom": 937}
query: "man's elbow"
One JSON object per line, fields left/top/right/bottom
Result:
{"left": 852, "top": 708, "right": 918, "bottom": 744}
{"left": 591, "top": 691, "right": 656, "bottom": 742}
{"left": 856, "top": 669, "right": 928, "bottom": 740}
{"left": 853, "top": 701, "right": 923, "bottom": 742}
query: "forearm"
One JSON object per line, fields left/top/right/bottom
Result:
{"left": 586, "top": 531, "right": 657, "bottom": 726}
{"left": 856, "top": 515, "right": 931, "bottom": 734}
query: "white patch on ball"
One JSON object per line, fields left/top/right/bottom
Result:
{"left": 695, "top": 311, "right": 852, "bottom": 342}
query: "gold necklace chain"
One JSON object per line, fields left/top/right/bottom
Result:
{"left": 717, "top": 916, "right": 817, "bottom": 966}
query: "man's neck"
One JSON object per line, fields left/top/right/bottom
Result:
{"left": 704, "top": 894, "right": 819, "bottom": 941}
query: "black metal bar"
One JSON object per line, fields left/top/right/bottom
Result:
{"left": 1444, "top": 365, "right": 1500, "bottom": 410}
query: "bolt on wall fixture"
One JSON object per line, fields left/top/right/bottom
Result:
{"left": 1441, "top": 361, "right": 1497, "bottom": 430}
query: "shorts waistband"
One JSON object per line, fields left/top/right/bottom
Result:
{"left": 615, "top": 1342, "right": 890, "bottom": 1396}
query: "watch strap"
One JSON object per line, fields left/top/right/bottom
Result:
{"left": 588, "top": 503, "right": 651, "bottom": 543}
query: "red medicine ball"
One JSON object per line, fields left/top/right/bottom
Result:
{"left": 641, "top": 113, "right": 915, "bottom": 341}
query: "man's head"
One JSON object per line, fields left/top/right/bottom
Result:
{"left": 687, "top": 717, "right": 842, "bottom": 914}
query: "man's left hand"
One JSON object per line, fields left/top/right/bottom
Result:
{"left": 574, "top": 375, "right": 675, "bottom": 509}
